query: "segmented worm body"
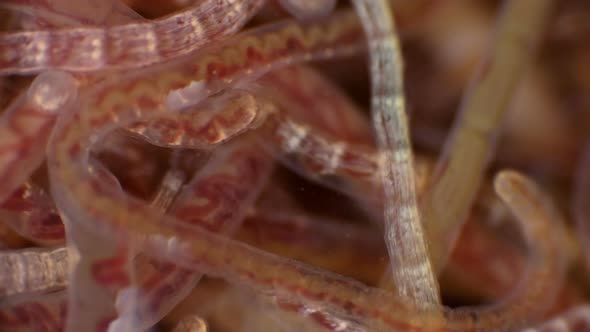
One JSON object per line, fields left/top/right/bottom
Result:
{"left": 0, "top": 0, "right": 266, "bottom": 74}
{"left": 0, "top": 246, "right": 68, "bottom": 300}
{"left": 0, "top": 180, "right": 64, "bottom": 245}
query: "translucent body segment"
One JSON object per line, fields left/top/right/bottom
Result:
{"left": 442, "top": 171, "right": 567, "bottom": 330}
{"left": 60, "top": 140, "right": 146, "bottom": 331}
{"left": 84, "top": 9, "right": 363, "bottom": 134}
{"left": 238, "top": 209, "right": 387, "bottom": 284}
{"left": 171, "top": 138, "right": 273, "bottom": 234}
{"left": 255, "top": 63, "right": 390, "bottom": 214}
{"left": 261, "top": 110, "right": 432, "bottom": 190}
{"left": 0, "top": 0, "right": 267, "bottom": 74}
{"left": 116, "top": 138, "right": 274, "bottom": 331}
{"left": 278, "top": 0, "right": 337, "bottom": 19}
{"left": 114, "top": 167, "right": 189, "bottom": 330}
{"left": 64, "top": 152, "right": 185, "bottom": 332}
{"left": 87, "top": 158, "right": 125, "bottom": 195}
{"left": 0, "top": 162, "right": 123, "bottom": 247}
{"left": 0, "top": 70, "right": 77, "bottom": 204}
{"left": 126, "top": 90, "right": 268, "bottom": 149}
{"left": 352, "top": 0, "right": 440, "bottom": 308}
{"left": 260, "top": 110, "right": 385, "bottom": 210}
{"left": 258, "top": 65, "right": 373, "bottom": 145}
{"left": 443, "top": 218, "right": 583, "bottom": 312}
{"left": 149, "top": 170, "right": 186, "bottom": 212}
{"left": 62, "top": 217, "right": 134, "bottom": 332}
{"left": 420, "top": 0, "right": 555, "bottom": 271}
{"left": 0, "top": 246, "right": 68, "bottom": 299}
{"left": 254, "top": 68, "right": 431, "bottom": 218}
{"left": 40, "top": 160, "right": 172, "bottom": 332}
{"left": 91, "top": 131, "right": 169, "bottom": 199}
{"left": 0, "top": 180, "right": 65, "bottom": 245}
{"left": 0, "top": 291, "right": 67, "bottom": 332}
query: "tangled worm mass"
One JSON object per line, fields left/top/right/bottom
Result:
{"left": 0, "top": 0, "right": 589, "bottom": 331}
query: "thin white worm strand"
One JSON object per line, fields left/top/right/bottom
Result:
{"left": 351, "top": 0, "right": 440, "bottom": 309}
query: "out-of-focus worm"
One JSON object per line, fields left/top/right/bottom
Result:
{"left": 420, "top": 0, "right": 555, "bottom": 271}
